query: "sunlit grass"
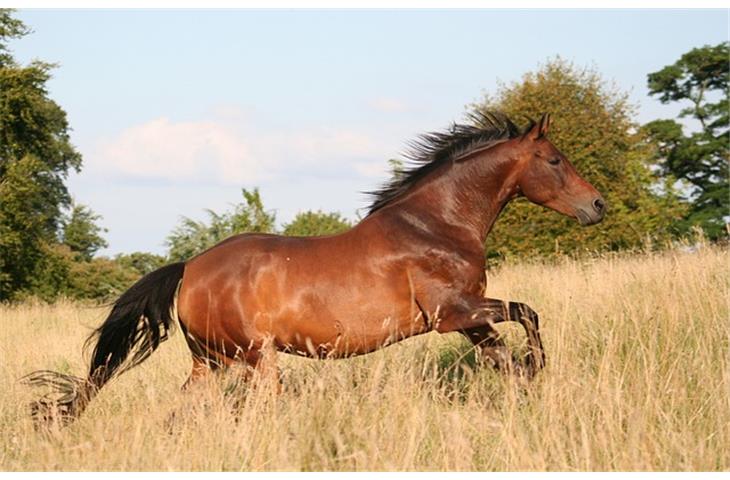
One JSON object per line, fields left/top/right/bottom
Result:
{"left": 1, "top": 245, "right": 728, "bottom": 471}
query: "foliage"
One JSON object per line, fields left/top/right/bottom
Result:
{"left": 0, "top": 14, "right": 81, "bottom": 226}
{"left": 282, "top": 210, "right": 352, "bottom": 237}
{"left": 4, "top": 195, "right": 125, "bottom": 302}
{"left": 25, "top": 243, "right": 74, "bottom": 302}
{"left": 0, "top": 11, "right": 127, "bottom": 303}
{"left": 23, "top": 244, "right": 138, "bottom": 302}
{"left": 470, "top": 58, "right": 686, "bottom": 261}
{"left": 0, "top": 9, "right": 27, "bottom": 67}
{"left": 0, "top": 156, "right": 55, "bottom": 300}
{"left": 166, "top": 188, "right": 276, "bottom": 262}
{"left": 643, "top": 42, "right": 729, "bottom": 239}
{"left": 0, "top": 10, "right": 82, "bottom": 301}
{"left": 114, "top": 252, "right": 167, "bottom": 276}
{"left": 64, "top": 255, "right": 139, "bottom": 301}
{"left": 61, "top": 203, "right": 109, "bottom": 261}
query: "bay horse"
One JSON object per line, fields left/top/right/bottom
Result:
{"left": 26, "top": 112, "right": 605, "bottom": 424}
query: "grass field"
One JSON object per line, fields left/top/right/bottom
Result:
{"left": 1, "top": 244, "right": 728, "bottom": 471}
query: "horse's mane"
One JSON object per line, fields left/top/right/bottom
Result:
{"left": 366, "top": 111, "right": 532, "bottom": 215}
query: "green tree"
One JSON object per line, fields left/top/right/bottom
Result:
{"left": 643, "top": 42, "right": 729, "bottom": 239}
{"left": 470, "top": 58, "right": 685, "bottom": 261}
{"left": 0, "top": 156, "right": 55, "bottom": 299}
{"left": 65, "top": 255, "right": 139, "bottom": 301}
{"left": 166, "top": 188, "right": 275, "bottom": 261}
{"left": 283, "top": 210, "right": 352, "bottom": 237}
{"left": 0, "top": 10, "right": 82, "bottom": 300}
{"left": 26, "top": 243, "right": 74, "bottom": 302}
{"left": 0, "top": 8, "right": 26, "bottom": 66}
{"left": 25, "top": 243, "right": 140, "bottom": 303}
{"left": 61, "top": 202, "right": 108, "bottom": 261}
{"left": 114, "top": 252, "right": 166, "bottom": 276}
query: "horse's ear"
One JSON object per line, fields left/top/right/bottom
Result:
{"left": 538, "top": 113, "right": 551, "bottom": 137}
{"left": 525, "top": 113, "right": 551, "bottom": 141}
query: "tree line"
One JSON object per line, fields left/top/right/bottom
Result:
{"left": 1, "top": 10, "right": 727, "bottom": 302}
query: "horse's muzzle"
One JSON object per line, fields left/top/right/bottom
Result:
{"left": 576, "top": 196, "right": 606, "bottom": 226}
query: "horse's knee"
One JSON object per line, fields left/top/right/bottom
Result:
{"left": 461, "top": 326, "right": 501, "bottom": 346}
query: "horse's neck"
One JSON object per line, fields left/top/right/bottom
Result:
{"left": 384, "top": 150, "right": 518, "bottom": 246}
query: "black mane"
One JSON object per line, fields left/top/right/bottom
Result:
{"left": 366, "top": 111, "right": 531, "bottom": 215}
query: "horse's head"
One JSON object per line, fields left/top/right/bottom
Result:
{"left": 513, "top": 114, "right": 605, "bottom": 226}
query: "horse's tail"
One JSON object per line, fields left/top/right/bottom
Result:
{"left": 24, "top": 262, "right": 186, "bottom": 426}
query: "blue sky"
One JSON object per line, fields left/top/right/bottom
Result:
{"left": 9, "top": 9, "right": 729, "bottom": 255}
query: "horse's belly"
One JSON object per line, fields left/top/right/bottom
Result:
{"left": 265, "top": 305, "right": 428, "bottom": 358}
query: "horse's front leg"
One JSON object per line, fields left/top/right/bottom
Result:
{"left": 504, "top": 299, "right": 546, "bottom": 375}
{"left": 435, "top": 297, "right": 545, "bottom": 377}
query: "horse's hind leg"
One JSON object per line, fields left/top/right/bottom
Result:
{"left": 182, "top": 354, "right": 230, "bottom": 390}
{"left": 179, "top": 327, "right": 234, "bottom": 390}
{"left": 164, "top": 355, "right": 227, "bottom": 432}
{"left": 181, "top": 335, "right": 280, "bottom": 394}
{"left": 241, "top": 337, "right": 281, "bottom": 393}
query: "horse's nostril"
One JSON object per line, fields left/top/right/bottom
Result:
{"left": 593, "top": 198, "right": 605, "bottom": 213}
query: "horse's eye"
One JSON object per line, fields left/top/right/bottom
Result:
{"left": 549, "top": 157, "right": 561, "bottom": 165}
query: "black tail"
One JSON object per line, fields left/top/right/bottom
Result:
{"left": 24, "top": 262, "right": 185, "bottom": 426}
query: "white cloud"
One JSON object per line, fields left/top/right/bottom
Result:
{"left": 93, "top": 117, "right": 264, "bottom": 184}
{"left": 89, "top": 112, "right": 392, "bottom": 185}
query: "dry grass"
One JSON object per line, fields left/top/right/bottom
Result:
{"left": 1, "top": 245, "right": 728, "bottom": 471}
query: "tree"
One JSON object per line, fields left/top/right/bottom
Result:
{"left": 166, "top": 188, "right": 275, "bottom": 261}
{"left": 470, "top": 58, "right": 685, "bottom": 261}
{"left": 643, "top": 42, "right": 729, "bottom": 239}
{"left": 61, "top": 202, "right": 108, "bottom": 261}
{"left": 0, "top": 8, "right": 26, "bottom": 66}
{"left": 0, "top": 10, "right": 82, "bottom": 300}
{"left": 0, "top": 156, "right": 55, "bottom": 299}
{"left": 25, "top": 244, "right": 137, "bottom": 302}
{"left": 283, "top": 210, "right": 352, "bottom": 237}
{"left": 114, "top": 252, "right": 166, "bottom": 276}
{"left": 0, "top": 10, "right": 158, "bottom": 303}
{"left": 64, "top": 255, "right": 140, "bottom": 301}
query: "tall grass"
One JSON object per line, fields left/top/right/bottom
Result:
{"left": 1, "top": 245, "right": 728, "bottom": 471}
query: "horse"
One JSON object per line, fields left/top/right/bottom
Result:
{"left": 25, "top": 111, "right": 606, "bottom": 424}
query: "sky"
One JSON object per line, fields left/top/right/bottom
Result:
{"left": 8, "top": 9, "right": 729, "bottom": 256}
